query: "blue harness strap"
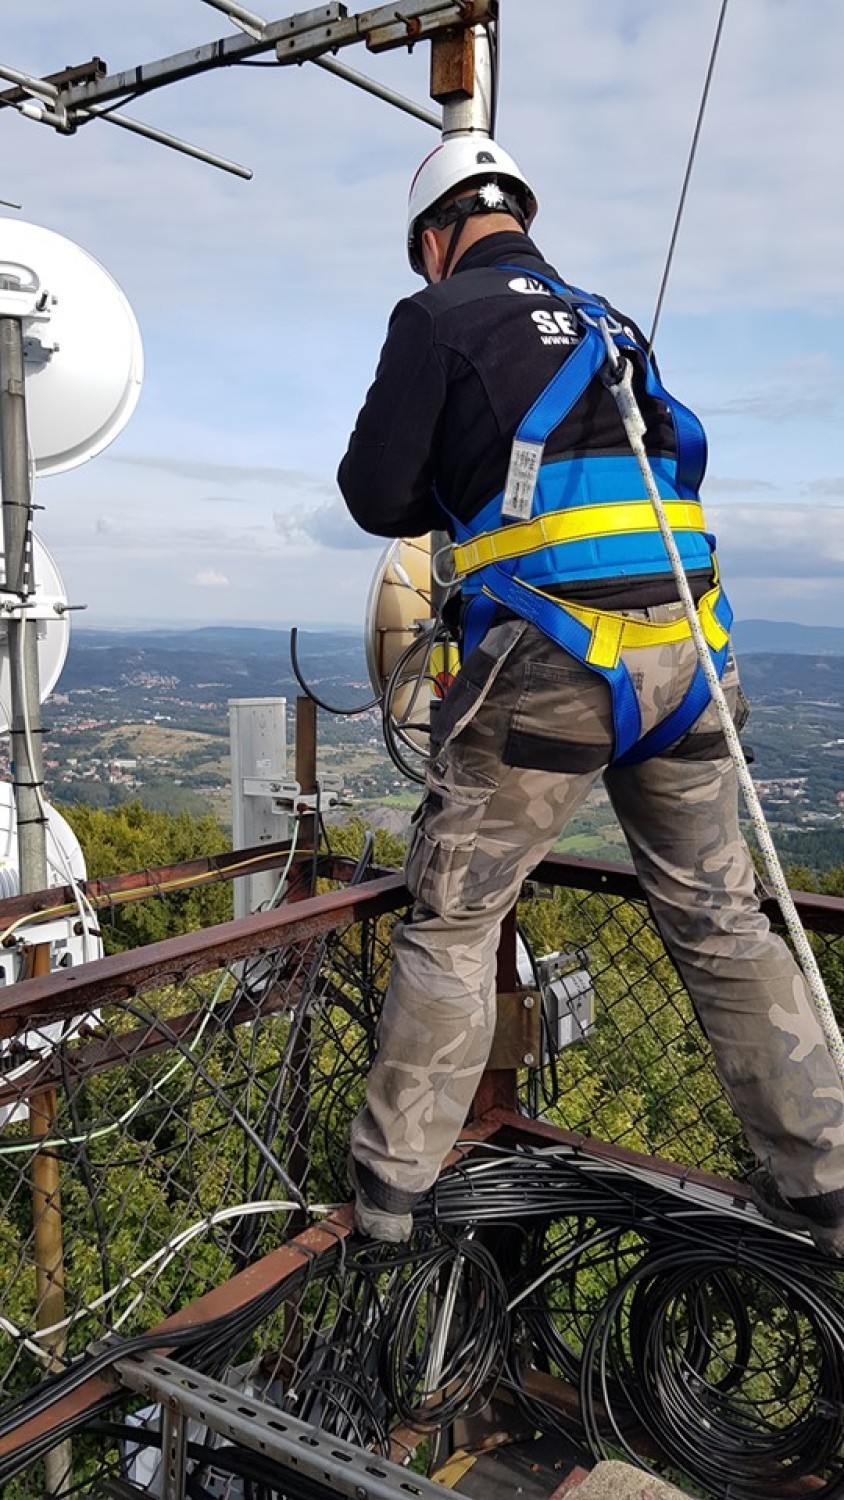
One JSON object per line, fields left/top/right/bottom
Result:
{"left": 499, "top": 267, "right": 708, "bottom": 496}
{"left": 448, "top": 266, "right": 730, "bottom": 764}
{"left": 612, "top": 587, "right": 734, "bottom": 768}
{"left": 516, "top": 304, "right": 611, "bottom": 444}
{"left": 476, "top": 565, "right": 643, "bottom": 761}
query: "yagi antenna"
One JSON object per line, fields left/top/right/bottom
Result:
{"left": 76, "top": 106, "right": 253, "bottom": 180}
{"left": 0, "top": 62, "right": 59, "bottom": 106}
{"left": 200, "top": 0, "right": 268, "bottom": 41}
{"left": 0, "top": 55, "right": 253, "bottom": 180}
{"left": 0, "top": 0, "right": 484, "bottom": 180}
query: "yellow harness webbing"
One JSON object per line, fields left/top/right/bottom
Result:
{"left": 480, "top": 574, "right": 728, "bottom": 671}
{"left": 453, "top": 499, "right": 706, "bottom": 578}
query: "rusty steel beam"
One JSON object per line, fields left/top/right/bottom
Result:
{"left": 294, "top": 696, "right": 319, "bottom": 889}
{"left": 0, "top": 838, "right": 323, "bottom": 928}
{"left": 3, "top": 839, "right": 836, "bottom": 976}
{"left": 0, "top": 1118, "right": 501, "bottom": 1467}
{"left": 531, "top": 852, "right": 844, "bottom": 937}
{"left": 0, "top": 954, "right": 453, "bottom": 1107}
{"left": 0, "top": 846, "right": 377, "bottom": 929}
{"left": 0, "top": 964, "right": 319, "bottom": 1109}
{"left": 759, "top": 887, "right": 844, "bottom": 936}
{"left": 0, "top": 873, "right": 408, "bottom": 1035}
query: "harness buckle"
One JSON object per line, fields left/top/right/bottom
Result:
{"left": 575, "top": 302, "right": 620, "bottom": 331}
{"left": 597, "top": 317, "right": 623, "bottom": 380}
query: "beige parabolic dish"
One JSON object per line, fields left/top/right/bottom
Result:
{"left": 364, "top": 535, "right": 432, "bottom": 697}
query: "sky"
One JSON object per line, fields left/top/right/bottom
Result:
{"left": 1, "top": 0, "right": 843, "bottom": 633}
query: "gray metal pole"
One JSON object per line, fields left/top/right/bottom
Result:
{"left": 0, "top": 295, "right": 68, "bottom": 1500}
{"left": 0, "top": 302, "right": 48, "bottom": 890}
{"left": 441, "top": 24, "right": 494, "bottom": 138}
{"left": 313, "top": 55, "right": 441, "bottom": 129}
{"left": 430, "top": 25, "right": 495, "bottom": 614}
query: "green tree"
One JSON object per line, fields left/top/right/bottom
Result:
{"left": 58, "top": 799, "right": 233, "bottom": 952}
{"left": 326, "top": 814, "right": 409, "bottom": 873}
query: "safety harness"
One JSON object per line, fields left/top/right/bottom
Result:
{"left": 443, "top": 267, "right": 733, "bottom": 766}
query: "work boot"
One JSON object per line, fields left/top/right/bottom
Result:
{"left": 347, "top": 1155, "right": 413, "bottom": 1244}
{"left": 748, "top": 1168, "right": 844, "bottom": 1258}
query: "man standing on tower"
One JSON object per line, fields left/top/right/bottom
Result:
{"left": 338, "top": 138, "right": 844, "bottom": 1253}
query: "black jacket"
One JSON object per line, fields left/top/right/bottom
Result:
{"left": 338, "top": 232, "right": 708, "bottom": 605}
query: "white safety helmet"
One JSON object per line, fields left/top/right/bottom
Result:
{"left": 407, "top": 137, "right": 538, "bottom": 277}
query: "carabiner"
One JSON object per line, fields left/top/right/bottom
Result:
{"left": 596, "top": 316, "right": 623, "bottom": 380}
{"left": 575, "top": 304, "right": 623, "bottom": 380}
{"left": 431, "top": 541, "right": 458, "bottom": 591}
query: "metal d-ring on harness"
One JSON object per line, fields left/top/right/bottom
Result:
{"left": 601, "top": 338, "right": 844, "bottom": 1082}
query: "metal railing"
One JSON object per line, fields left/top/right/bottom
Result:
{"left": 0, "top": 846, "right": 840, "bottom": 1496}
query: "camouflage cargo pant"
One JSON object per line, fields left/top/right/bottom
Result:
{"left": 350, "top": 608, "right": 844, "bottom": 1216}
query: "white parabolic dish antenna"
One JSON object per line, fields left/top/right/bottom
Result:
{"left": 0, "top": 219, "right": 143, "bottom": 475}
{"left": 0, "top": 534, "right": 69, "bottom": 733}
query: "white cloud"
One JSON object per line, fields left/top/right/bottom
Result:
{"left": 700, "top": 357, "right": 842, "bottom": 424}
{"left": 804, "top": 478, "right": 844, "bottom": 499}
{"left": 273, "top": 498, "right": 383, "bottom": 553}
{"left": 190, "top": 569, "right": 230, "bottom": 588}
{"left": 711, "top": 503, "right": 844, "bottom": 579}
{"left": 704, "top": 477, "right": 777, "bottom": 496}
{"left": 113, "top": 455, "right": 332, "bottom": 489}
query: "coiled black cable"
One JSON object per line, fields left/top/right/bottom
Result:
{"left": 380, "top": 631, "right": 434, "bottom": 785}
{"left": 579, "top": 1237, "right": 844, "bottom": 1498}
{"left": 377, "top": 1233, "right": 508, "bottom": 1427}
{"left": 7, "top": 1144, "right": 844, "bottom": 1498}
{"left": 430, "top": 1145, "right": 844, "bottom": 1497}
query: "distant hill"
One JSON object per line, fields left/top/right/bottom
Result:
{"left": 73, "top": 625, "right": 361, "bottom": 658}
{"left": 77, "top": 618, "right": 844, "bottom": 657}
{"left": 48, "top": 626, "right": 844, "bottom": 860}
{"left": 732, "top": 620, "right": 844, "bottom": 656}
{"left": 59, "top": 625, "right": 372, "bottom": 718}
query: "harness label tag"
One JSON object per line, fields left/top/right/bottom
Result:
{"left": 501, "top": 439, "right": 544, "bottom": 521}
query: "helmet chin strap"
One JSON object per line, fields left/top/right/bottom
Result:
{"left": 419, "top": 184, "right": 529, "bottom": 282}
{"left": 440, "top": 207, "right": 473, "bottom": 280}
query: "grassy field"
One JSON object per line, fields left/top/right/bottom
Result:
{"left": 97, "top": 724, "right": 229, "bottom": 760}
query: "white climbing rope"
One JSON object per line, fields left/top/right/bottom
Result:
{"left": 603, "top": 347, "right": 844, "bottom": 1085}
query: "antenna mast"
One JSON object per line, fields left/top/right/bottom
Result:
{"left": 1, "top": 4, "right": 498, "bottom": 177}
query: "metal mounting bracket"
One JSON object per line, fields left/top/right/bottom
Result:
{"left": 115, "top": 1350, "right": 457, "bottom": 1500}
{"left": 487, "top": 988, "right": 542, "bottom": 1069}
{"left": 242, "top": 773, "right": 344, "bottom": 814}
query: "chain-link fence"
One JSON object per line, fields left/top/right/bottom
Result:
{"left": 519, "top": 854, "right": 844, "bottom": 1182}
{"left": 0, "top": 852, "right": 841, "bottom": 1496}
